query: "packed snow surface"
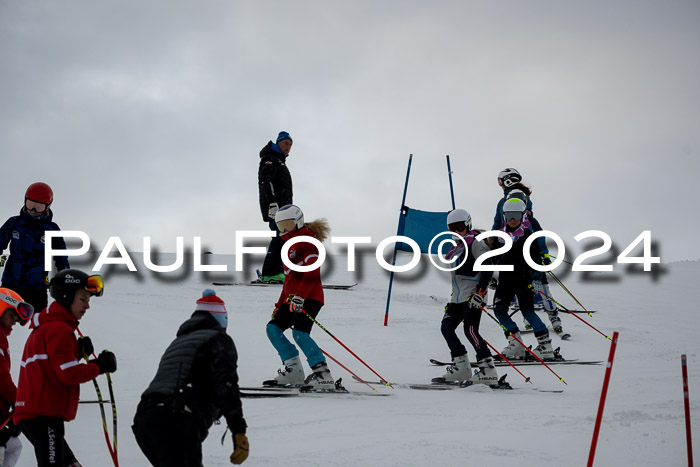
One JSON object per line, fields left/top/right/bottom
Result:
{"left": 7, "top": 254, "right": 698, "bottom": 466}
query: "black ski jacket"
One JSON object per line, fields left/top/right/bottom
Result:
{"left": 258, "top": 141, "right": 293, "bottom": 221}
{"left": 137, "top": 312, "right": 246, "bottom": 435}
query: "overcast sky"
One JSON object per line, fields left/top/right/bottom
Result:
{"left": 2, "top": 1, "right": 699, "bottom": 272}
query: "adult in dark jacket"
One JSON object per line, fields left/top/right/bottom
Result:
{"left": 256, "top": 131, "right": 294, "bottom": 283}
{"left": 132, "top": 289, "right": 249, "bottom": 466}
{"left": 0, "top": 182, "right": 70, "bottom": 312}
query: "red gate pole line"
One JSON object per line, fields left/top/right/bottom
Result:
{"left": 321, "top": 348, "right": 377, "bottom": 392}
{"left": 587, "top": 331, "right": 619, "bottom": 467}
{"left": 302, "top": 310, "right": 394, "bottom": 388}
{"left": 483, "top": 338, "right": 532, "bottom": 384}
{"left": 682, "top": 354, "right": 694, "bottom": 467}
{"left": 480, "top": 306, "right": 567, "bottom": 385}
{"left": 538, "top": 290, "right": 610, "bottom": 340}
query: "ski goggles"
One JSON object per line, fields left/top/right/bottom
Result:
{"left": 25, "top": 199, "right": 48, "bottom": 212}
{"left": 0, "top": 292, "right": 34, "bottom": 325}
{"left": 503, "top": 211, "right": 523, "bottom": 222}
{"left": 448, "top": 221, "right": 469, "bottom": 233}
{"left": 276, "top": 219, "right": 297, "bottom": 234}
{"left": 86, "top": 275, "right": 105, "bottom": 297}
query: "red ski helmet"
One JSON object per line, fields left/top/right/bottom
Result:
{"left": 0, "top": 288, "right": 34, "bottom": 326}
{"left": 25, "top": 182, "right": 54, "bottom": 205}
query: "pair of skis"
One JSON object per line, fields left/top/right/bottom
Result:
{"left": 353, "top": 375, "right": 564, "bottom": 394}
{"left": 429, "top": 358, "right": 603, "bottom": 367}
{"left": 240, "top": 378, "right": 392, "bottom": 398}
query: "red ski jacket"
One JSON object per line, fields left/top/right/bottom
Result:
{"left": 0, "top": 326, "right": 15, "bottom": 420}
{"left": 13, "top": 302, "right": 100, "bottom": 424}
{"left": 276, "top": 226, "right": 324, "bottom": 307}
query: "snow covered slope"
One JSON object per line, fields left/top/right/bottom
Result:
{"left": 7, "top": 255, "right": 698, "bottom": 466}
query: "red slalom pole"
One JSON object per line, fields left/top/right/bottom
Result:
{"left": 682, "top": 355, "right": 694, "bottom": 467}
{"left": 302, "top": 311, "right": 394, "bottom": 388}
{"left": 480, "top": 306, "right": 567, "bottom": 384}
{"left": 483, "top": 339, "right": 532, "bottom": 384}
{"left": 587, "top": 331, "right": 619, "bottom": 467}
{"left": 321, "top": 348, "right": 376, "bottom": 392}
{"left": 538, "top": 290, "right": 610, "bottom": 340}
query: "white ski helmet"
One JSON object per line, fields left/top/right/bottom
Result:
{"left": 446, "top": 208, "right": 472, "bottom": 231}
{"left": 498, "top": 168, "right": 522, "bottom": 188}
{"left": 275, "top": 204, "right": 304, "bottom": 232}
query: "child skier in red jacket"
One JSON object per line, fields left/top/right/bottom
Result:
{"left": 14, "top": 269, "right": 116, "bottom": 467}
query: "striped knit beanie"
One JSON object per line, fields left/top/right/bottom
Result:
{"left": 195, "top": 289, "right": 228, "bottom": 328}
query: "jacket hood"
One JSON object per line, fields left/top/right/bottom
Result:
{"left": 259, "top": 141, "right": 287, "bottom": 162}
{"left": 176, "top": 311, "right": 222, "bottom": 337}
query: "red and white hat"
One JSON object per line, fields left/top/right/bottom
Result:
{"left": 195, "top": 289, "right": 228, "bottom": 328}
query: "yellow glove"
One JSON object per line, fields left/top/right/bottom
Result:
{"left": 0, "top": 255, "right": 6, "bottom": 267}
{"left": 230, "top": 433, "right": 249, "bottom": 464}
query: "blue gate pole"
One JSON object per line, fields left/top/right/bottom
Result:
{"left": 446, "top": 155, "right": 456, "bottom": 210}
{"left": 384, "top": 154, "right": 412, "bottom": 326}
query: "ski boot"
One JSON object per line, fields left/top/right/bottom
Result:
{"left": 532, "top": 333, "right": 555, "bottom": 361}
{"left": 500, "top": 332, "right": 527, "bottom": 359}
{"left": 432, "top": 354, "right": 472, "bottom": 384}
{"left": 472, "top": 357, "right": 499, "bottom": 387}
{"left": 253, "top": 272, "right": 285, "bottom": 284}
{"left": 547, "top": 311, "right": 563, "bottom": 333}
{"left": 302, "top": 361, "right": 335, "bottom": 390}
{"left": 263, "top": 356, "right": 305, "bottom": 387}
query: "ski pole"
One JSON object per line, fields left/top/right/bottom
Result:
{"left": 482, "top": 338, "right": 532, "bottom": 384}
{"left": 77, "top": 328, "right": 119, "bottom": 467}
{"left": 538, "top": 290, "right": 610, "bottom": 340}
{"left": 321, "top": 348, "right": 377, "bottom": 391}
{"left": 0, "top": 412, "right": 12, "bottom": 430}
{"left": 548, "top": 254, "right": 573, "bottom": 266}
{"left": 548, "top": 271, "right": 592, "bottom": 316}
{"left": 302, "top": 311, "right": 394, "bottom": 388}
{"left": 480, "top": 306, "right": 567, "bottom": 385}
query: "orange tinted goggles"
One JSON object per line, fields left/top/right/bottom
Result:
{"left": 276, "top": 219, "right": 296, "bottom": 234}
{"left": 86, "top": 275, "right": 105, "bottom": 297}
{"left": 0, "top": 292, "right": 34, "bottom": 324}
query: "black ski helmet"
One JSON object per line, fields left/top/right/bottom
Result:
{"left": 49, "top": 269, "right": 104, "bottom": 309}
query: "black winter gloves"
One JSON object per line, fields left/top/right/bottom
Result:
{"left": 91, "top": 350, "right": 117, "bottom": 374}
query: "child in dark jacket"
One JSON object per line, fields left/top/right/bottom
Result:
{"left": 433, "top": 209, "right": 500, "bottom": 387}
{"left": 492, "top": 199, "right": 558, "bottom": 361}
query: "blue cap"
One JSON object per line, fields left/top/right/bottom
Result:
{"left": 276, "top": 131, "right": 292, "bottom": 144}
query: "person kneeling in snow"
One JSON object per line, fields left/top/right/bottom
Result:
{"left": 133, "top": 289, "right": 249, "bottom": 466}
{"left": 14, "top": 269, "right": 115, "bottom": 467}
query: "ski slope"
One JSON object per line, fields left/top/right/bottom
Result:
{"left": 6, "top": 254, "right": 698, "bottom": 466}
